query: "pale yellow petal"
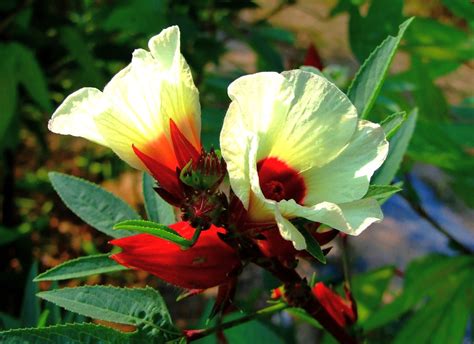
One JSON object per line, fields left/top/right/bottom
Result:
{"left": 274, "top": 205, "right": 307, "bottom": 250}
{"left": 277, "top": 197, "right": 383, "bottom": 236}
{"left": 48, "top": 87, "right": 109, "bottom": 146}
{"left": 303, "top": 120, "right": 389, "bottom": 205}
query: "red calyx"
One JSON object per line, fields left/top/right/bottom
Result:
{"left": 256, "top": 226, "right": 338, "bottom": 263}
{"left": 169, "top": 119, "right": 201, "bottom": 169}
{"left": 257, "top": 157, "right": 306, "bottom": 204}
{"left": 133, "top": 144, "right": 184, "bottom": 203}
{"left": 303, "top": 43, "right": 324, "bottom": 70}
{"left": 313, "top": 282, "right": 357, "bottom": 328}
{"left": 110, "top": 222, "right": 241, "bottom": 289}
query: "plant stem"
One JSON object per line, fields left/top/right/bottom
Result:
{"left": 406, "top": 195, "right": 472, "bottom": 254}
{"left": 340, "top": 234, "right": 352, "bottom": 288}
{"left": 184, "top": 303, "right": 288, "bottom": 342}
{"left": 401, "top": 175, "right": 472, "bottom": 254}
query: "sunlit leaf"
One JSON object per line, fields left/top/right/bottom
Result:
{"left": 347, "top": 18, "right": 414, "bottom": 119}
{"left": 142, "top": 173, "right": 175, "bottom": 225}
{"left": 49, "top": 172, "right": 138, "bottom": 238}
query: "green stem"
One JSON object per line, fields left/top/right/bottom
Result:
{"left": 340, "top": 235, "right": 352, "bottom": 288}
{"left": 182, "top": 302, "right": 288, "bottom": 342}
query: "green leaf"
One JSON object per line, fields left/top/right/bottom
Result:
{"left": 114, "top": 220, "right": 190, "bottom": 247}
{"left": 286, "top": 307, "right": 322, "bottom": 329}
{"left": 103, "top": 0, "right": 167, "bottom": 35}
{"left": 48, "top": 172, "right": 138, "bottom": 238}
{"left": 0, "top": 226, "right": 23, "bottom": 246}
{"left": 379, "top": 111, "right": 406, "bottom": 139}
{"left": 408, "top": 121, "right": 474, "bottom": 172}
{"left": 348, "top": 0, "right": 404, "bottom": 62}
{"left": 0, "top": 44, "right": 18, "bottom": 143}
{"left": 441, "top": 0, "right": 474, "bottom": 29}
{"left": 349, "top": 266, "right": 396, "bottom": 323}
{"left": 364, "top": 184, "right": 402, "bottom": 204}
{"left": 347, "top": 17, "right": 414, "bottom": 119}
{"left": 45, "top": 281, "right": 61, "bottom": 325}
{"left": 37, "top": 286, "right": 177, "bottom": 339}
{"left": 393, "top": 282, "right": 471, "bottom": 344}
{"left": 59, "top": 27, "right": 106, "bottom": 87}
{"left": 0, "top": 312, "right": 20, "bottom": 330}
{"left": 142, "top": 173, "right": 175, "bottom": 225}
{"left": 409, "top": 57, "right": 449, "bottom": 121}
{"left": 20, "top": 262, "right": 40, "bottom": 327}
{"left": 295, "top": 226, "right": 326, "bottom": 264}
{"left": 34, "top": 254, "right": 127, "bottom": 282}
{"left": 363, "top": 255, "right": 474, "bottom": 331}
{"left": 12, "top": 43, "right": 51, "bottom": 112}
{"left": 372, "top": 108, "right": 417, "bottom": 185}
{"left": 0, "top": 323, "right": 134, "bottom": 344}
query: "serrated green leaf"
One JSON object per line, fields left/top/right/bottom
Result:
{"left": 20, "top": 262, "right": 40, "bottom": 328}
{"left": 379, "top": 111, "right": 406, "bottom": 139}
{"left": 0, "top": 323, "right": 134, "bottom": 344}
{"left": 347, "top": 17, "right": 414, "bottom": 119}
{"left": 34, "top": 254, "right": 127, "bottom": 282}
{"left": 114, "top": 220, "right": 190, "bottom": 247}
{"left": 365, "top": 184, "right": 402, "bottom": 204}
{"left": 142, "top": 173, "right": 175, "bottom": 225}
{"left": 372, "top": 108, "right": 418, "bottom": 185}
{"left": 48, "top": 172, "right": 138, "bottom": 238}
{"left": 37, "top": 286, "right": 177, "bottom": 340}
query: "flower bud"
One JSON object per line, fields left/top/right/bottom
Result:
{"left": 110, "top": 222, "right": 240, "bottom": 289}
{"left": 313, "top": 282, "right": 357, "bottom": 328}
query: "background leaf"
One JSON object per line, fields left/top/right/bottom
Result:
{"left": 49, "top": 172, "right": 138, "bottom": 238}
{"left": 372, "top": 108, "right": 418, "bottom": 185}
{"left": 20, "top": 262, "right": 40, "bottom": 328}
{"left": 34, "top": 254, "right": 127, "bottom": 282}
{"left": 142, "top": 173, "right": 175, "bottom": 225}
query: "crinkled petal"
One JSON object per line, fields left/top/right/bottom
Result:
{"left": 272, "top": 70, "right": 357, "bottom": 170}
{"left": 49, "top": 26, "right": 200, "bottom": 172}
{"left": 221, "top": 70, "right": 358, "bottom": 210}
{"left": 48, "top": 88, "right": 109, "bottom": 146}
{"left": 277, "top": 197, "right": 383, "bottom": 236}
{"left": 303, "top": 120, "right": 389, "bottom": 205}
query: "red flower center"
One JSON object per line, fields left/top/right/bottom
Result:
{"left": 257, "top": 157, "right": 306, "bottom": 204}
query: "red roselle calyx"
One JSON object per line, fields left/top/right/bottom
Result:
{"left": 271, "top": 282, "right": 357, "bottom": 329}
{"left": 110, "top": 222, "right": 241, "bottom": 289}
{"left": 256, "top": 224, "right": 339, "bottom": 263}
{"left": 313, "top": 282, "right": 357, "bottom": 328}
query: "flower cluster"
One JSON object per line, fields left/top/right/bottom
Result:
{"left": 49, "top": 26, "right": 387, "bottom": 327}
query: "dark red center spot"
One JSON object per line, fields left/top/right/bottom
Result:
{"left": 257, "top": 157, "right": 306, "bottom": 204}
